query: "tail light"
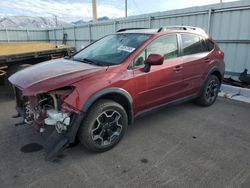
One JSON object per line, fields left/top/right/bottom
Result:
{"left": 218, "top": 50, "right": 224, "bottom": 59}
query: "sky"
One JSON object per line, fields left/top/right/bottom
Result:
{"left": 0, "top": 0, "right": 239, "bottom": 22}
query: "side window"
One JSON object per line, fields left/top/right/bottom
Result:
{"left": 133, "top": 34, "right": 178, "bottom": 68}
{"left": 205, "top": 39, "right": 214, "bottom": 51}
{"left": 147, "top": 34, "right": 178, "bottom": 60}
{"left": 134, "top": 51, "right": 146, "bottom": 67}
{"left": 181, "top": 34, "right": 208, "bottom": 55}
{"left": 200, "top": 38, "right": 214, "bottom": 52}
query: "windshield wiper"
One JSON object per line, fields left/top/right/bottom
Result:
{"left": 82, "top": 58, "right": 95, "bottom": 64}
{"left": 82, "top": 58, "right": 108, "bottom": 66}
{"left": 72, "top": 57, "right": 110, "bottom": 66}
{"left": 72, "top": 57, "right": 93, "bottom": 64}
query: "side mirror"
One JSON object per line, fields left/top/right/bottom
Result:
{"left": 144, "top": 54, "right": 164, "bottom": 72}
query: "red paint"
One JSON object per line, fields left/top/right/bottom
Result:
{"left": 9, "top": 58, "right": 107, "bottom": 96}
{"left": 9, "top": 29, "right": 225, "bottom": 118}
{"left": 146, "top": 54, "right": 164, "bottom": 65}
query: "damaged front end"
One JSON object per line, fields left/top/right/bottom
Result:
{"left": 14, "top": 86, "right": 84, "bottom": 159}
{"left": 7, "top": 58, "right": 108, "bottom": 159}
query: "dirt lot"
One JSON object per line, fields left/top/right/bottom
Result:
{"left": 0, "top": 88, "right": 250, "bottom": 188}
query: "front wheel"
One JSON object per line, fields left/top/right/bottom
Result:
{"left": 78, "top": 99, "right": 128, "bottom": 152}
{"left": 195, "top": 75, "right": 220, "bottom": 106}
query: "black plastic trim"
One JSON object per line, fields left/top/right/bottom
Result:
{"left": 206, "top": 66, "right": 222, "bottom": 81}
{"left": 82, "top": 87, "right": 134, "bottom": 124}
{"left": 83, "top": 88, "right": 132, "bottom": 111}
{"left": 197, "top": 66, "right": 223, "bottom": 96}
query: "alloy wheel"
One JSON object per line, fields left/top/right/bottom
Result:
{"left": 91, "top": 110, "right": 123, "bottom": 146}
{"left": 205, "top": 79, "right": 219, "bottom": 103}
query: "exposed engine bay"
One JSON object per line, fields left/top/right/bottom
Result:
{"left": 15, "top": 87, "right": 79, "bottom": 134}
{"left": 24, "top": 94, "right": 70, "bottom": 134}
{"left": 13, "top": 86, "right": 84, "bottom": 159}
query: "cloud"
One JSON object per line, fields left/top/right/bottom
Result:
{"left": 0, "top": 0, "right": 240, "bottom": 22}
{"left": 161, "top": 0, "right": 239, "bottom": 11}
{"left": 181, "top": 0, "right": 238, "bottom": 7}
{"left": 0, "top": 0, "right": 125, "bottom": 22}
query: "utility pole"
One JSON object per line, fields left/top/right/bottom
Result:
{"left": 125, "top": 0, "right": 127, "bottom": 17}
{"left": 92, "top": 0, "right": 97, "bottom": 21}
{"left": 220, "top": 0, "right": 222, "bottom": 3}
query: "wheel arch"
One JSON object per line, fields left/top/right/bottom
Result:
{"left": 211, "top": 70, "right": 222, "bottom": 83}
{"left": 198, "top": 66, "right": 223, "bottom": 97}
{"left": 82, "top": 87, "right": 134, "bottom": 125}
{"left": 205, "top": 66, "right": 223, "bottom": 84}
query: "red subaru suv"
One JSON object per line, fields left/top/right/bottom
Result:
{"left": 9, "top": 26, "right": 225, "bottom": 158}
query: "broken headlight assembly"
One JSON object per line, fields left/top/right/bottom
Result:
{"left": 22, "top": 86, "right": 77, "bottom": 134}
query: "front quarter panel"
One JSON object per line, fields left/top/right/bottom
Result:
{"left": 63, "top": 65, "right": 135, "bottom": 112}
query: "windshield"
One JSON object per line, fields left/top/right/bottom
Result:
{"left": 72, "top": 33, "right": 152, "bottom": 66}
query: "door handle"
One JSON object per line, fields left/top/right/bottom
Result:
{"left": 204, "top": 58, "right": 211, "bottom": 63}
{"left": 173, "top": 65, "right": 183, "bottom": 72}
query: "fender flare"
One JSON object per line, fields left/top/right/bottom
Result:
{"left": 204, "top": 66, "right": 223, "bottom": 83}
{"left": 82, "top": 87, "right": 134, "bottom": 124}
{"left": 198, "top": 66, "right": 223, "bottom": 96}
{"left": 82, "top": 87, "right": 133, "bottom": 111}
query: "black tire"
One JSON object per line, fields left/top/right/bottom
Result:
{"left": 195, "top": 75, "right": 220, "bottom": 106}
{"left": 78, "top": 99, "right": 128, "bottom": 152}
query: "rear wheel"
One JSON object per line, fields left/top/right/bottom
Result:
{"left": 196, "top": 75, "right": 220, "bottom": 106}
{"left": 78, "top": 99, "right": 128, "bottom": 152}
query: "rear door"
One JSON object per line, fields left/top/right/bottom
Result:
{"left": 132, "top": 34, "right": 186, "bottom": 113}
{"left": 180, "top": 33, "right": 213, "bottom": 96}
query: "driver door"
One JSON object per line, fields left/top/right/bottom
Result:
{"left": 132, "top": 34, "right": 186, "bottom": 113}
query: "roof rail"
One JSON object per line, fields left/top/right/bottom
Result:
{"left": 117, "top": 28, "right": 148, "bottom": 32}
{"left": 158, "top": 25, "right": 206, "bottom": 34}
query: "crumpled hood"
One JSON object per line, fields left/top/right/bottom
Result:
{"left": 9, "top": 58, "right": 107, "bottom": 96}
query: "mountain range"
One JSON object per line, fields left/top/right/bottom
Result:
{"left": 71, "top": 16, "right": 109, "bottom": 25}
{"left": 0, "top": 16, "right": 71, "bottom": 29}
{"left": 0, "top": 16, "right": 110, "bottom": 29}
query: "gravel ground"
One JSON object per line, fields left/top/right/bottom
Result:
{"left": 0, "top": 89, "right": 250, "bottom": 188}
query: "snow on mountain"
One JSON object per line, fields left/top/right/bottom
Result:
{"left": 0, "top": 16, "right": 110, "bottom": 29}
{"left": 71, "top": 16, "right": 109, "bottom": 25}
{"left": 0, "top": 16, "right": 71, "bottom": 29}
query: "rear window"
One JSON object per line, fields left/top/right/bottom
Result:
{"left": 181, "top": 34, "right": 213, "bottom": 56}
